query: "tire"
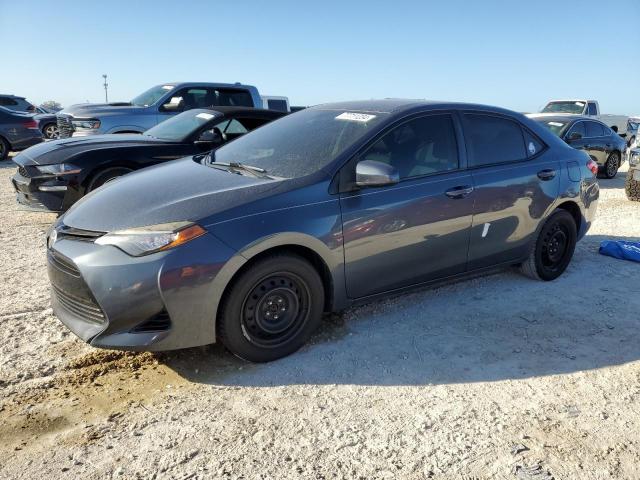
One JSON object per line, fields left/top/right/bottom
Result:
{"left": 520, "top": 209, "right": 577, "bottom": 281}
{"left": 218, "top": 253, "right": 325, "bottom": 362}
{"left": 628, "top": 136, "right": 636, "bottom": 148}
{"left": 601, "top": 152, "right": 620, "bottom": 179}
{"left": 87, "top": 167, "right": 133, "bottom": 192}
{"left": 42, "top": 123, "right": 59, "bottom": 139}
{"left": 0, "top": 136, "right": 9, "bottom": 160}
{"left": 626, "top": 169, "right": 640, "bottom": 201}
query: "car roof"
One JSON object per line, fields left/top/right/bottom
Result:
{"left": 528, "top": 114, "right": 604, "bottom": 124}
{"left": 0, "top": 94, "right": 26, "bottom": 99}
{"left": 159, "top": 82, "right": 257, "bottom": 89}
{"left": 310, "top": 99, "right": 524, "bottom": 116}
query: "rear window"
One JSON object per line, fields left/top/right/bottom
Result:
{"left": 464, "top": 114, "right": 527, "bottom": 167}
{"left": 216, "top": 89, "right": 254, "bottom": 107}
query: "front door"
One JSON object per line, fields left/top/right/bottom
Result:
{"left": 339, "top": 113, "right": 475, "bottom": 299}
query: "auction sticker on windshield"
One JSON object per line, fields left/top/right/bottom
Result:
{"left": 196, "top": 113, "right": 215, "bottom": 120}
{"left": 335, "top": 112, "right": 377, "bottom": 123}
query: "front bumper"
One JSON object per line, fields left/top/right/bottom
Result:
{"left": 47, "top": 228, "right": 238, "bottom": 351}
{"left": 11, "top": 166, "right": 72, "bottom": 212}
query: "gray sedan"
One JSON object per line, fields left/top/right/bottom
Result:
{"left": 46, "top": 100, "right": 599, "bottom": 362}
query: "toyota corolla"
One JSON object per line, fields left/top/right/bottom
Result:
{"left": 46, "top": 100, "right": 599, "bottom": 362}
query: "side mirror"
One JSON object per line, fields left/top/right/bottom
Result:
{"left": 355, "top": 160, "right": 399, "bottom": 188}
{"left": 160, "top": 97, "right": 184, "bottom": 113}
{"left": 566, "top": 131, "right": 582, "bottom": 142}
{"left": 195, "top": 128, "right": 223, "bottom": 145}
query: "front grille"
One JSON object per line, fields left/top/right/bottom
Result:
{"left": 52, "top": 284, "right": 105, "bottom": 325}
{"left": 131, "top": 310, "right": 171, "bottom": 333}
{"left": 56, "top": 115, "right": 74, "bottom": 138}
{"left": 17, "top": 166, "right": 29, "bottom": 178}
{"left": 48, "top": 250, "right": 80, "bottom": 277}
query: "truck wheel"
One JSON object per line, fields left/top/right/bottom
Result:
{"left": 0, "top": 137, "right": 9, "bottom": 160}
{"left": 218, "top": 253, "right": 325, "bottom": 362}
{"left": 602, "top": 152, "right": 620, "bottom": 179}
{"left": 42, "top": 123, "right": 59, "bottom": 139}
{"left": 87, "top": 167, "right": 133, "bottom": 192}
{"left": 626, "top": 170, "right": 640, "bottom": 201}
{"left": 520, "top": 209, "right": 577, "bottom": 281}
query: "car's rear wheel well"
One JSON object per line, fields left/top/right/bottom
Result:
{"left": 556, "top": 201, "right": 581, "bottom": 232}
{"left": 218, "top": 245, "right": 334, "bottom": 319}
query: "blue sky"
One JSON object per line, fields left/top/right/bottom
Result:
{"left": 1, "top": 0, "right": 639, "bottom": 114}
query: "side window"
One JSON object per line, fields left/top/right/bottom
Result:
{"left": 359, "top": 114, "right": 459, "bottom": 179}
{"left": 168, "top": 88, "right": 216, "bottom": 110}
{"left": 567, "top": 121, "right": 586, "bottom": 138}
{"left": 266, "top": 99, "right": 288, "bottom": 112}
{"left": 0, "top": 97, "right": 18, "bottom": 106}
{"left": 523, "top": 130, "right": 544, "bottom": 157}
{"left": 224, "top": 119, "right": 249, "bottom": 134}
{"left": 215, "top": 89, "right": 254, "bottom": 107}
{"left": 464, "top": 114, "right": 527, "bottom": 166}
{"left": 586, "top": 121, "right": 604, "bottom": 137}
{"left": 587, "top": 103, "right": 598, "bottom": 116}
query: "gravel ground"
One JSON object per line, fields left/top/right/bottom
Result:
{"left": 1, "top": 158, "right": 639, "bottom": 479}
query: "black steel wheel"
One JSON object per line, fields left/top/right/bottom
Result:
{"left": 602, "top": 152, "right": 620, "bottom": 179}
{"left": 0, "top": 136, "right": 9, "bottom": 160}
{"left": 520, "top": 209, "right": 577, "bottom": 281}
{"left": 218, "top": 253, "right": 324, "bottom": 362}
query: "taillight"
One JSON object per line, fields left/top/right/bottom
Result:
{"left": 23, "top": 120, "right": 39, "bottom": 129}
{"left": 586, "top": 159, "right": 598, "bottom": 176}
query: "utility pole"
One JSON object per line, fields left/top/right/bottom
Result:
{"left": 102, "top": 74, "right": 109, "bottom": 103}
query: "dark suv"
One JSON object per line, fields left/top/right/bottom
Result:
{"left": 46, "top": 100, "right": 599, "bottom": 362}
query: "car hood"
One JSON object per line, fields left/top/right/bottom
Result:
{"left": 61, "top": 158, "right": 288, "bottom": 232}
{"left": 61, "top": 102, "right": 144, "bottom": 117}
{"left": 13, "top": 134, "right": 171, "bottom": 166}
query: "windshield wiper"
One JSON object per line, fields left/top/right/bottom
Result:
{"left": 210, "top": 162, "right": 270, "bottom": 178}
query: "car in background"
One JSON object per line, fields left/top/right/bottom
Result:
{"left": 626, "top": 118, "right": 639, "bottom": 147}
{"left": 0, "top": 94, "right": 36, "bottom": 113}
{"left": 0, "top": 106, "right": 43, "bottom": 160}
{"left": 529, "top": 114, "right": 627, "bottom": 179}
{"left": 626, "top": 146, "right": 640, "bottom": 201}
{"left": 540, "top": 99, "right": 629, "bottom": 136}
{"left": 34, "top": 107, "right": 60, "bottom": 139}
{"left": 12, "top": 107, "right": 285, "bottom": 212}
{"left": 56, "top": 82, "right": 264, "bottom": 138}
{"left": 45, "top": 99, "right": 598, "bottom": 362}
{"left": 261, "top": 96, "right": 290, "bottom": 112}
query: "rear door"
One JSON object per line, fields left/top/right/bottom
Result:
{"left": 339, "top": 112, "right": 475, "bottom": 298}
{"left": 462, "top": 112, "right": 560, "bottom": 270}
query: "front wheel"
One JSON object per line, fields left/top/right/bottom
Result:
{"left": 218, "top": 254, "right": 325, "bottom": 362}
{"left": 601, "top": 152, "right": 620, "bottom": 179}
{"left": 520, "top": 209, "right": 577, "bottom": 281}
{"left": 42, "top": 123, "right": 59, "bottom": 139}
{"left": 87, "top": 167, "right": 133, "bottom": 192}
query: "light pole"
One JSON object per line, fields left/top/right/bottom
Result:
{"left": 102, "top": 74, "right": 108, "bottom": 103}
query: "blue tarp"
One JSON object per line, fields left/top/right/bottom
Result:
{"left": 599, "top": 240, "right": 640, "bottom": 263}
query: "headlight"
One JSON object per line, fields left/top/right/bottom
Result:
{"left": 95, "top": 222, "right": 206, "bottom": 256}
{"left": 35, "top": 163, "right": 81, "bottom": 176}
{"left": 630, "top": 152, "right": 640, "bottom": 167}
{"left": 72, "top": 118, "right": 101, "bottom": 130}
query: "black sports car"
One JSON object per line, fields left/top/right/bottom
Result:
{"left": 11, "top": 107, "right": 285, "bottom": 212}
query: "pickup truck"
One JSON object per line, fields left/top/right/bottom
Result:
{"left": 56, "top": 82, "right": 262, "bottom": 138}
{"left": 540, "top": 99, "right": 629, "bottom": 136}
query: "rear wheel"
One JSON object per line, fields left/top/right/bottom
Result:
{"left": 218, "top": 254, "right": 324, "bottom": 362}
{"left": 0, "top": 137, "right": 9, "bottom": 160}
{"left": 626, "top": 169, "right": 640, "bottom": 201}
{"left": 42, "top": 123, "right": 59, "bottom": 139}
{"left": 520, "top": 209, "right": 577, "bottom": 281}
{"left": 87, "top": 167, "right": 133, "bottom": 192}
{"left": 601, "top": 152, "right": 620, "bottom": 179}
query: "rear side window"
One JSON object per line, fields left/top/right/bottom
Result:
{"left": 587, "top": 102, "right": 598, "bottom": 115}
{"left": 266, "top": 99, "right": 288, "bottom": 112}
{"left": 0, "top": 97, "right": 18, "bottom": 106}
{"left": 215, "top": 89, "right": 254, "bottom": 107}
{"left": 567, "top": 121, "right": 586, "bottom": 138}
{"left": 523, "top": 130, "right": 544, "bottom": 157}
{"left": 586, "top": 121, "right": 604, "bottom": 137}
{"left": 464, "top": 114, "right": 527, "bottom": 167}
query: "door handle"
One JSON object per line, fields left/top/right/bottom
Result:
{"left": 445, "top": 185, "right": 474, "bottom": 199}
{"left": 537, "top": 169, "right": 556, "bottom": 181}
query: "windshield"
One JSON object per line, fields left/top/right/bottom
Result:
{"left": 535, "top": 119, "right": 569, "bottom": 137}
{"left": 541, "top": 101, "right": 586, "bottom": 115}
{"left": 145, "top": 109, "right": 219, "bottom": 141}
{"left": 211, "top": 109, "right": 387, "bottom": 178}
{"left": 131, "top": 85, "right": 174, "bottom": 107}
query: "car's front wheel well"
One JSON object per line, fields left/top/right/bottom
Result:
{"left": 112, "top": 130, "right": 142, "bottom": 134}
{"left": 82, "top": 163, "right": 136, "bottom": 192}
{"left": 218, "top": 245, "right": 334, "bottom": 319}
{"left": 556, "top": 201, "right": 581, "bottom": 233}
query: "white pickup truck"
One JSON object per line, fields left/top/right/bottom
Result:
{"left": 540, "top": 99, "right": 629, "bottom": 136}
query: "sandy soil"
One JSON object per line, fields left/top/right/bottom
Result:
{"left": 0, "top": 158, "right": 639, "bottom": 479}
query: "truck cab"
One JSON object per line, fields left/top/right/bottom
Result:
{"left": 56, "top": 82, "right": 262, "bottom": 138}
